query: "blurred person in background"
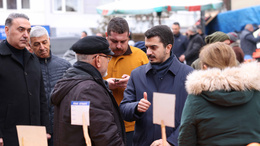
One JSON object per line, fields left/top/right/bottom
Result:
{"left": 191, "top": 31, "right": 231, "bottom": 69}
{"left": 63, "top": 31, "right": 88, "bottom": 65}
{"left": 179, "top": 25, "right": 204, "bottom": 65}
{"left": 240, "top": 24, "right": 260, "bottom": 60}
{"left": 81, "top": 31, "right": 87, "bottom": 39}
{"left": 196, "top": 25, "right": 206, "bottom": 43}
{"left": 171, "top": 22, "right": 189, "bottom": 60}
{"left": 227, "top": 32, "right": 244, "bottom": 63}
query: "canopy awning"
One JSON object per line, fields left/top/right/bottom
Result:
{"left": 96, "top": 0, "right": 223, "bottom": 16}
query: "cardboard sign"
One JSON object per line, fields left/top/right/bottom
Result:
{"left": 16, "top": 125, "right": 48, "bottom": 146}
{"left": 71, "top": 101, "right": 90, "bottom": 125}
{"left": 153, "top": 92, "right": 176, "bottom": 127}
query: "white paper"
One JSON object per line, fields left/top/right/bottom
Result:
{"left": 16, "top": 125, "right": 48, "bottom": 146}
{"left": 71, "top": 101, "right": 90, "bottom": 126}
{"left": 153, "top": 92, "right": 176, "bottom": 127}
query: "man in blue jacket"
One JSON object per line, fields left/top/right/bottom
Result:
{"left": 30, "top": 26, "right": 71, "bottom": 146}
{"left": 171, "top": 22, "right": 188, "bottom": 61}
{"left": 120, "top": 25, "right": 193, "bottom": 146}
{"left": 240, "top": 24, "right": 260, "bottom": 59}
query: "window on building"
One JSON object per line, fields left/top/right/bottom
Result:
{"left": 0, "top": 0, "right": 3, "bottom": 8}
{"left": 54, "top": 0, "right": 78, "bottom": 12}
{"left": 2, "top": 0, "right": 30, "bottom": 9}
{"left": 22, "top": 0, "right": 30, "bottom": 9}
{"left": 7, "top": 0, "right": 17, "bottom": 9}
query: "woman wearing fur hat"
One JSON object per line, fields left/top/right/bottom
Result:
{"left": 178, "top": 42, "right": 260, "bottom": 145}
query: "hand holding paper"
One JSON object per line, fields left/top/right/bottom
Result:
{"left": 137, "top": 92, "right": 151, "bottom": 113}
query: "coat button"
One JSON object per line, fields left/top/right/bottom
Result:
{"left": 24, "top": 72, "right": 27, "bottom": 75}
{"left": 28, "top": 92, "right": 32, "bottom": 96}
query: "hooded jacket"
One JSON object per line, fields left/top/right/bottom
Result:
{"left": 51, "top": 61, "right": 125, "bottom": 146}
{"left": 179, "top": 62, "right": 260, "bottom": 146}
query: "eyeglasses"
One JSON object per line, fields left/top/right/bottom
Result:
{"left": 92, "top": 55, "right": 112, "bottom": 61}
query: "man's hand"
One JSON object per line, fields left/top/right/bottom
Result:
{"left": 179, "top": 55, "right": 185, "bottom": 62}
{"left": 47, "top": 133, "right": 51, "bottom": 139}
{"left": 150, "top": 139, "right": 171, "bottom": 146}
{"left": 137, "top": 92, "right": 151, "bottom": 113}
{"left": 114, "top": 74, "right": 129, "bottom": 89}
{"left": 107, "top": 74, "right": 130, "bottom": 90}
{"left": 0, "top": 138, "right": 3, "bottom": 146}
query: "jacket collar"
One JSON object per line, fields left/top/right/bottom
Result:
{"left": 186, "top": 62, "right": 260, "bottom": 95}
{"left": 37, "top": 51, "right": 52, "bottom": 63}
{"left": 0, "top": 40, "right": 13, "bottom": 55}
{"left": 123, "top": 45, "right": 132, "bottom": 55}
{"left": 145, "top": 54, "right": 181, "bottom": 76}
{"left": 0, "top": 40, "right": 35, "bottom": 65}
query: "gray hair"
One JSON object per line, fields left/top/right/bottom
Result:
{"left": 30, "top": 26, "right": 49, "bottom": 38}
{"left": 76, "top": 54, "right": 93, "bottom": 62}
{"left": 188, "top": 25, "right": 197, "bottom": 33}
{"left": 5, "top": 13, "right": 29, "bottom": 27}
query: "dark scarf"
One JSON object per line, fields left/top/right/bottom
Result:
{"left": 6, "top": 41, "right": 25, "bottom": 66}
{"left": 151, "top": 53, "right": 174, "bottom": 78}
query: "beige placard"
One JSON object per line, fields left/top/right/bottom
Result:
{"left": 16, "top": 125, "right": 47, "bottom": 146}
{"left": 153, "top": 92, "right": 176, "bottom": 127}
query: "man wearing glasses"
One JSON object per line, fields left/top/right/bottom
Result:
{"left": 51, "top": 36, "right": 126, "bottom": 146}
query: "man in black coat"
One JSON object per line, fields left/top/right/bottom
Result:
{"left": 51, "top": 36, "right": 126, "bottom": 146}
{"left": 0, "top": 13, "right": 50, "bottom": 146}
{"left": 179, "top": 26, "right": 204, "bottom": 66}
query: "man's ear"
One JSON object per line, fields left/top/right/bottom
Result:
{"left": 166, "top": 44, "right": 172, "bottom": 54}
{"left": 95, "top": 55, "right": 101, "bottom": 68}
{"left": 5, "top": 26, "right": 9, "bottom": 38}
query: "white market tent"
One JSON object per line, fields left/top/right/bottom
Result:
{"left": 96, "top": 0, "right": 223, "bottom": 15}
{"left": 96, "top": 0, "right": 223, "bottom": 32}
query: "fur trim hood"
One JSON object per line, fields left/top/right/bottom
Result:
{"left": 186, "top": 62, "right": 260, "bottom": 95}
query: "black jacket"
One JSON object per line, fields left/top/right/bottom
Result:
{"left": 0, "top": 40, "right": 50, "bottom": 146}
{"left": 184, "top": 33, "right": 204, "bottom": 65}
{"left": 38, "top": 53, "right": 71, "bottom": 133}
{"left": 51, "top": 61, "right": 126, "bottom": 146}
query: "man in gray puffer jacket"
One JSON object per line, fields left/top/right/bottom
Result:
{"left": 30, "top": 26, "right": 71, "bottom": 146}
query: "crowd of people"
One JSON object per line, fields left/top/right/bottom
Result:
{"left": 0, "top": 12, "right": 260, "bottom": 146}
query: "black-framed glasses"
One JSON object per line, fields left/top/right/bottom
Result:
{"left": 92, "top": 55, "right": 112, "bottom": 61}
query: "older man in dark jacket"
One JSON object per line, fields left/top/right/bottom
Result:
{"left": 30, "top": 26, "right": 71, "bottom": 146}
{"left": 240, "top": 24, "right": 260, "bottom": 59}
{"left": 0, "top": 13, "right": 50, "bottom": 146}
{"left": 179, "top": 26, "right": 204, "bottom": 65}
{"left": 51, "top": 36, "right": 126, "bottom": 146}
